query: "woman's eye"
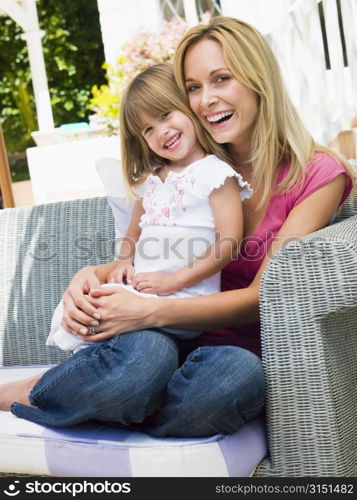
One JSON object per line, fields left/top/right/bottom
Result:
{"left": 216, "top": 75, "right": 230, "bottom": 83}
{"left": 186, "top": 84, "right": 199, "bottom": 92}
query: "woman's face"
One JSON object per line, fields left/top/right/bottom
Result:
{"left": 183, "top": 39, "right": 258, "bottom": 152}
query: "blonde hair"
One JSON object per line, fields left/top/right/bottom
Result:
{"left": 174, "top": 16, "right": 355, "bottom": 208}
{"left": 120, "top": 63, "right": 231, "bottom": 194}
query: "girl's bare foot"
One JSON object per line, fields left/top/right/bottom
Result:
{"left": 0, "top": 374, "right": 42, "bottom": 411}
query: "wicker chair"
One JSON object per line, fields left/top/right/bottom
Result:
{"left": 0, "top": 185, "right": 356, "bottom": 476}
{"left": 256, "top": 190, "right": 357, "bottom": 476}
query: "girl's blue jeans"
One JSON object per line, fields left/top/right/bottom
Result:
{"left": 11, "top": 329, "right": 265, "bottom": 437}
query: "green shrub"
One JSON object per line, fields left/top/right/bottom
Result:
{"left": 0, "top": 0, "right": 105, "bottom": 154}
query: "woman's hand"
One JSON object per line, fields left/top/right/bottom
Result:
{"left": 61, "top": 266, "right": 103, "bottom": 334}
{"left": 76, "top": 286, "right": 156, "bottom": 342}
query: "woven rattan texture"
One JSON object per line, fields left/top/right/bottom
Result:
{"left": 335, "top": 179, "right": 357, "bottom": 222}
{"left": 0, "top": 197, "right": 115, "bottom": 366}
{"left": 255, "top": 214, "right": 357, "bottom": 476}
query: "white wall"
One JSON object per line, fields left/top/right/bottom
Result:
{"left": 97, "top": 0, "right": 162, "bottom": 66}
{"left": 27, "top": 136, "right": 120, "bottom": 204}
{"left": 220, "top": 0, "right": 296, "bottom": 34}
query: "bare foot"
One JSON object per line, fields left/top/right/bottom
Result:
{"left": 0, "top": 374, "right": 42, "bottom": 411}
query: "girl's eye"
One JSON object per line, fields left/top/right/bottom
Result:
{"left": 143, "top": 127, "right": 152, "bottom": 135}
{"left": 161, "top": 112, "right": 170, "bottom": 120}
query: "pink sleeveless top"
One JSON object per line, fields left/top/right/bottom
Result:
{"left": 197, "top": 152, "right": 353, "bottom": 357}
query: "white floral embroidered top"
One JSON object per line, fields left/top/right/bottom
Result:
{"left": 133, "top": 154, "right": 252, "bottom": 298}
{"left": 136, "top": 155, "right": 252, "bottom": 229}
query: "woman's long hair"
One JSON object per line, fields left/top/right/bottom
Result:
{"left": 174, "top": 16, "right": 355, "bottom": 208}
{"left": 120, "top": 63, "right": 231, "bottom": 194}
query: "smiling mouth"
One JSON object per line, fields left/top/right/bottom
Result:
{"left": 206, "top": 111, "right": 234, "bottom": 125}
{"left": 164, "top": 133, "right": 182, "bottom": 149}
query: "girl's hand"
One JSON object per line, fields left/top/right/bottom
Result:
{"left": 107, "top": 261, "right": 135, "bottom": 285}
{"left": 77, "top": 286, "right": 155, "bottom": 341}
{"left": 61, "top": 266, "right": 103, "bottom": 335}
{"left": 132, "top": 272, "right": 179, "bottom": 295}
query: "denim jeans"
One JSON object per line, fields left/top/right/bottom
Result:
{"left": 11, "top": 329, "right": 265, "bottom": 437}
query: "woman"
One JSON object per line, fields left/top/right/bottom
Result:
{"left": 1, "top": 16, "right": 354, "bottom": 437}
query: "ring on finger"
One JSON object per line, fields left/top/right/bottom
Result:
{"left": 89, "top": 325, "right": 96, "bottom": 336}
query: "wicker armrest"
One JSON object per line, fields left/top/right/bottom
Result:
{"left": 0, "top": 197, "right": 115, "bottom": 367}
{"left": 258, "top": 215, "right": 357, "bottom": 477}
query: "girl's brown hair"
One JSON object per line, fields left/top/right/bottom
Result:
{"left": 120, "top": 63, "right": 231, "bottom": 193}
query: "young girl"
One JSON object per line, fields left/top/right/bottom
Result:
{"left": 46, "top": 63, "right": 252, "bottom": 352}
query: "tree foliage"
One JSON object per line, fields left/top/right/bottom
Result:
{"left": 0, "top": 0, "right": 105, "bottom": 153}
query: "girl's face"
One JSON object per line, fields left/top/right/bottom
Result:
{"left": 140, "top": 109, "right": 205, "bottom": 167}
{"left": 183, "top": 39, "right": 258, "bottom": 153}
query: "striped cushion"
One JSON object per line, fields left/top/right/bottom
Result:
{"left": 0, "top": 366, "right": 267, "bottom": 477}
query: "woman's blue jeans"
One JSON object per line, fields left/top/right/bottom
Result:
{"left": 11, "top": 329, "right": 265, "bottom": 437}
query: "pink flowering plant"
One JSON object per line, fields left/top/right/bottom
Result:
{"left": 89, "top": 17, "right": 189, "bottom": 131}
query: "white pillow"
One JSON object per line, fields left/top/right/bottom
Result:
{"left": 95, "top": 158, "right": 134, "bottom": 239}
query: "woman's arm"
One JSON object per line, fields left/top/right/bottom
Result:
{"left": 62, "top": 200, "right": 144, "bottom": 333}
{"left": 153, "top": 173, "right": 348, "bottom": 329}
{"left": 249, "top": 173, "right": 347, "bottom": 287}
{"left": 81, "top": 174, "right": 346, "bottom": 340}
{"left": 132, "top": 177, "right": 243, "bottom": 295}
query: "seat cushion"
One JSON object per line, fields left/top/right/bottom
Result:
{"left": 0, "top": 366, "right": 267, "bottom": 477}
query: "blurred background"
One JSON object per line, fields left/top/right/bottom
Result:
{"left": 0, "top": 0, "right": 356, "bottom": 208}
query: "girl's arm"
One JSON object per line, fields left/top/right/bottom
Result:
{"left": 132, "top": 177, "right": 243, "bottom": 294}
{"left": 82, "top": 173, "right": 346, "bottom": 340}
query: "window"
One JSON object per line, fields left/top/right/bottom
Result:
{"left": 160, "top": 0, "right": 221, "bottom": 22}
{"left": 195, "top": 0, "right": 221, "bottom": 18}
{"left": 160, "top": 0, "right": 185, "bottom": 21}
